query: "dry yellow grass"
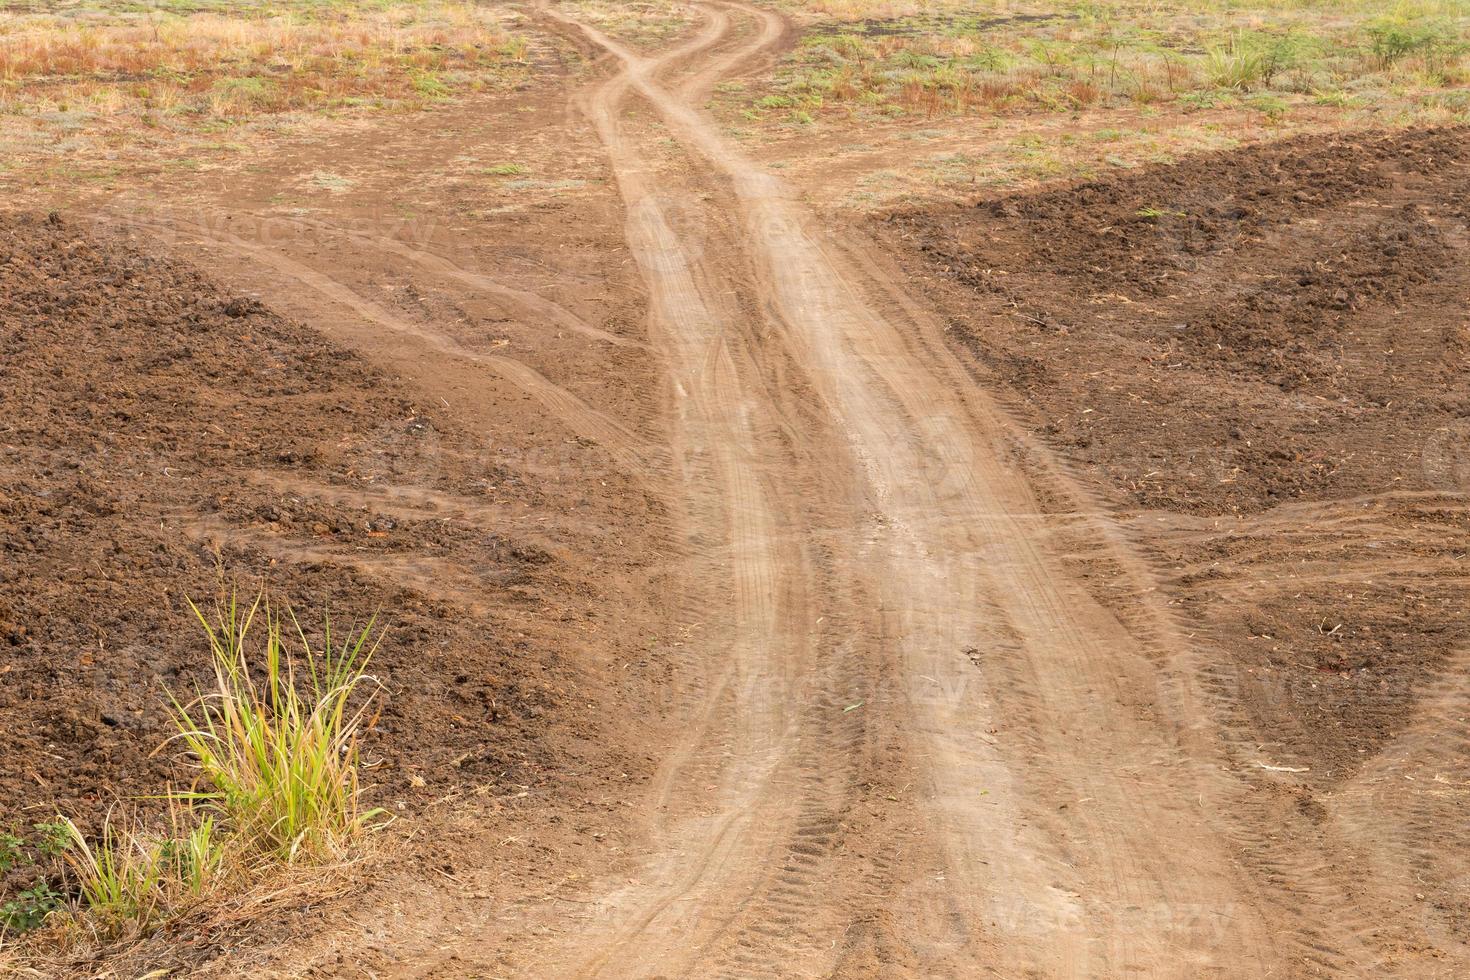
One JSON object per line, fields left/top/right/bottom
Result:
{"left": 1, "top": 594, "right": 389, "bottom": 970}
{"left": 0, "top": 0, "right": 528, "bottom": 172}
{"left": 561, "top": 0, "right": 697, "bottom": 46}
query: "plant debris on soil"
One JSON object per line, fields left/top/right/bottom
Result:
{"left": 878, "top": 126, "right": 1470, "bottom": 781}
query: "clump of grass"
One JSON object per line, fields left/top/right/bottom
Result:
{"left": 169, "top": 594, "right": 387, "bottom": 864}
{"left": 1206, "top": 37, "right": 1267, "bottom": 90}
{"left": 481, "top": 162, "right": 528, "bottom": 175}
{"left": 61, "top": 810, "right": 226, "bottom": 933}
{"left": 3, "top": 593, "right": 388, "bottom": 949}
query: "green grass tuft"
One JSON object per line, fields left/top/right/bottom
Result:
{"left": 169, "top": 594, "right": 387, "bottom": 864}
{"left": 2, "top": 592, "right": 392, "bottom": 949}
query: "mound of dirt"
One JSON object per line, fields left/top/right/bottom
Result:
{"left": 0, "top": 212, "right": 609, "bottom": 829}
{"left": 878, "top": 127, "right": 1470, "bottom": 779}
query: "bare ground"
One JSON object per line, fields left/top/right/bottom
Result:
{"left": 4, "top": 3, "right": 1470, "bottom": 977}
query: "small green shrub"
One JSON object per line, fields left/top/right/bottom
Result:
{"left": 1313, "top": 89, "right": 1360, "bottom": 107}
{"left": 1366, "top": 18, "right": 1455, "bottom": 69}
{"left": 0, "top": 822, "right": 73, "bottom": 934}
{"left": 1, "top": 881, "right": 64, "bottom": 934}
{"left": 1247, "top": 93, "right": 1291, "bottom": 119}
{"left": 409, "top": 71, "right": 450, "bottom": 98}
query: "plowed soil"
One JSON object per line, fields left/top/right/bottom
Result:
{"left": 878, "top": 127, "right": 1470, "bottom": 779}
{"left": 0, "top": 210, "right": 664, "bottom": 969}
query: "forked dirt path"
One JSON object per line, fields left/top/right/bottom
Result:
{"left": 347, "top": 3, "right": 1469, "bottom": 976}
{"left": 81, "top": 3, "right": 1466, "bottom": 976}
{"left": 487, "top": 3, "right": 1289, "bottom": 976}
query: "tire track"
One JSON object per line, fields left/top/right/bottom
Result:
{"left": 553, "top": 2, "right": 1283, "bottom": 974}
{"left": 239, "top": 212, "right": 644, "bottom": 350}
{"left": 117, "top": 215, "right": 656, "bottom": 482}
{"left": 519, "top": 8, "right": 851, "bottom": 976}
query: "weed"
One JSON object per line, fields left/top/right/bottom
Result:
{"left": 481, "top": 162, "right": 527, "bottom": 175}
{"left": 1178, "top": 89, "right": 1225, "bottom": 110}
{"left": 169, "top": 595, "right": 386, "bottom": 863}
{"left": 0, "top": 822, "right": 76, "bottom": 934}
{"left": 409, "top": 71, "right": 451, "bottom": 99}
{"left": 1247, "top": 93, "right": 1291, "bottom": 119}
{"left": 4, "top": 592, "right": 390, "bottom": 952}
{"left": 1313, "top": 89, "right": 1360, "bottom": 106}
{"left": 1, "top": 881, "right": 64, "bottom": 934}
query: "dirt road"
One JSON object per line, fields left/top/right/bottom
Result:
{"left": 50, "top": 2, "right": 1465, "bottom": 976}
{"left": 488, "top": 3, "right": 1281, "bottom": 975}
{"left": 498, "top": 6, "right": 1469, "bottom": 976}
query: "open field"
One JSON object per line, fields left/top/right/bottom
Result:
{"left": 4, "top": 0, "right": 1470, "bottom": 976}
{"left": 710, "top": 0, "right": 1470, "bottom": 208}
{"left": 0, "top": 0, "right": 530, "bottom": 190}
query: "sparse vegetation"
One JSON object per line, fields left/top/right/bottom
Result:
{"left": 1, "top": 593, "right": 387, "bottom": 953}
{"left": 172, "top": 595, "right": 386, "bottom": 864}
{"left": 725, "top": 0, "right": 1470, "bottom": 210}
{"left": 61, "top": 810, "right": 226, "bottom": 934}
{"left": 744, "top": 0, "right": 1470, "bottom": 124}
{"left": 0, "top": 0, "right": 530, "bottom": 184}
{"left": 0, "top": 823, "right": 70, "bottom": 934}
{"left": 560, "top": 0, "right": 696, "bottom": 46}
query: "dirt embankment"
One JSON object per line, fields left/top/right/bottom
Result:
{"left": 879, "top": 128, "right": 1470, "bottom": 778}
{"left": 0, "top": 211, "right": 636, "bottom": 831}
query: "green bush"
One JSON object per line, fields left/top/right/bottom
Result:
{"left": 1366, "top": 18, "right": 1457, "bottom": 69}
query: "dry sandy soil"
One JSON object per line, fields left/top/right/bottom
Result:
{"left": 4, "top": 2, "right": 1470, "bottom": 977}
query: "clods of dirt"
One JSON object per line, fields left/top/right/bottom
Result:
{"left": 0, "top": 212, "right": 610, "bottom": 828}
{"left": 879, "top": 127, "right": 1470, "bottom": 779}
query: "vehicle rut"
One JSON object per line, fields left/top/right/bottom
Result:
{"left": 522, "top": 2, "right": 1285, "bottom": 976}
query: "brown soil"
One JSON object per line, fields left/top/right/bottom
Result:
{"left": 0, "top": 207, "right": 662, "bottom": 970}
{"left": 7, "top": 2, "right": 1470, "bottom": 975}
{"left": 877, "top": 126, "right": 1470, "bottom": 781}
{"left": 0, "top": 211, "right": 502, "bottom": 806}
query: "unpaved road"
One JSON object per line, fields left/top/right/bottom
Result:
{"left": 31, "top": 2, "right": 1464, "bottom": 976}
{"left": 497, "top": 4, "right": 1283, "bottom": 975}
{"left": 485, "top": 7, "right": 1468, "bottom": 976}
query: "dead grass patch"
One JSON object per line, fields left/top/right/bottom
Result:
{"left": 0, "top": 0, "right": 530, "bottom": 185}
